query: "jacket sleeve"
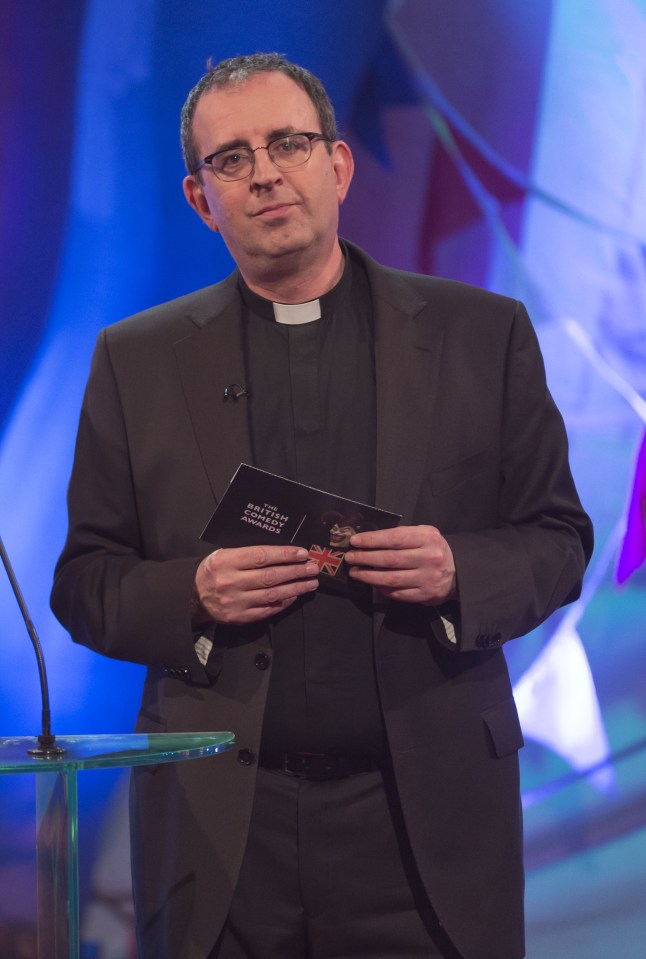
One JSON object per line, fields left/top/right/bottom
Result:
{"left": 50, "top": 328, "right": 211, "bottom": 683}
{"left": 436, "top": 301, "right": 593, "bottom": 652}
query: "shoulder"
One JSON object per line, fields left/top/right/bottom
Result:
{"left": 345, "top": 239, "right": 521, "bottom": 324}
{"left": 102, "top": 271, "right": 240, "bottom": 348}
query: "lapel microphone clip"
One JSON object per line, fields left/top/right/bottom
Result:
{"left": 223, "top": 384, "right": 250, "bottom": 401}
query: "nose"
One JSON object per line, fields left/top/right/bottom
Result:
{"left": 249, "top": 146, "right": 282, "bottom": 188}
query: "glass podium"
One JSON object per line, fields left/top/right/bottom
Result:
{"left": 0, "top": 732, "right": 235, "bottom": 959}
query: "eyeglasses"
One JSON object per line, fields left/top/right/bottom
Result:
{"left": 194, "top": 132, "right": 331, "bottom": 182}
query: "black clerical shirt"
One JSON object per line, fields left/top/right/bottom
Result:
{"left": 239, "top": 247, "right": 385, "bottom": 757}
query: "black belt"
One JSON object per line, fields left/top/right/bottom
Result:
{"left": 258, "top": 750, "right": 381, "bottom": 781}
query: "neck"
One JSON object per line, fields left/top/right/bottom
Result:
{"left": 240, "top": 240, "right": 345, "bottom": 304}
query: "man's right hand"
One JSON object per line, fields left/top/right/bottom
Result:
{"left": 192, "top": 545, "right": 320, "bottom": 626}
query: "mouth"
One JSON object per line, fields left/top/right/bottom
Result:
{"left": 253, "top": 202, "right": 296, "bottom": 219}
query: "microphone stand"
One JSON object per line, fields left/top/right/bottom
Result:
{"left": 0, "top": 534, "right": 65, "bottom": 757}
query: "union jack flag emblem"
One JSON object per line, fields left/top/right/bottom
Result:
{"left": 308, "top": 544, "right": 345, "bottom": 576}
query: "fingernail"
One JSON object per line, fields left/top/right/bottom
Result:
{"left": 306, "top": 563, "right": 319, "bottom": 575}
{"left": 296, "top": 548, "right": 308, "bottom": 559}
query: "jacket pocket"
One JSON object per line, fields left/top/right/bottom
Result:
{"left": 482, "top": 697, "right": 524, "bottom": 758}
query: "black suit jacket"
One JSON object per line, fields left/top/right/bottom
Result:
{"left": 51, "top": 242, "right": 593, "bottom": 959}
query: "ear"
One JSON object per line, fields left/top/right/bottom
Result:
{"left": 182, "top": 175, "right": 220, "bottom": 233}
{"left": 331, "top": 140, "right": 354, "bottom": 205}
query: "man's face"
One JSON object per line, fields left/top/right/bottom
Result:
{"left": 183, "top": 72, "right": 353, "bottom": 281}
{"left": 329, "top": 522, "right": 356, "bottom": 548}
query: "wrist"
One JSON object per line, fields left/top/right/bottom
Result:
{"left": 190, "top": 577, "right": 211, "bottom": 630}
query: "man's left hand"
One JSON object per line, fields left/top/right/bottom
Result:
{"left": 345, "top": 525, "right": 457, "bottom": 605}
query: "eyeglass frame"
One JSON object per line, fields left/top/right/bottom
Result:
{"left": 192, "top": 131, "right": 333, "bottom": 181}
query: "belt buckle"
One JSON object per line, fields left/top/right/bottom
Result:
{"left": 280, "top": 752, "right": 299, "bottom": 776}
{"left": 306, "top": 753, "right": 336, "bottom": 781}
{"left": 283, "top": 752, "right": 342, "bottom": 781}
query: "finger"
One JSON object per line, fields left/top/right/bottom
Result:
{"left": 348, "top": 566, "right": 417, "bottom": 589}
{"left": 375, "top": 585, "right": 431, "bottom": 603}
{"left": 246, "top": 574, "right": 320, "bottom": 607}
{"left": 213, "top": 562, "right": 319, "bottom": 609}
{"left": 227, "top": 594, "right": 301, "bottom": 625}
{"left": 349, "top": 526, "right": 430, "bottom": 550}
{"left": 348, "top": 571, "right": 446, "bottom": 607}
{"left": 376, "top": 583, "right": 453, "bottom": 605}
{"left": 345, "top": 548, "right": 418, "bottom": 569}
{"left": 349, "top": 563, "right": 455, "bottom": 605}
{"left": 211, "top": 572, "right": 319, "bottom": 624}
{"left": 223, "top": 544, "right": 310, "bottom": 570}
{"left": 247, "top": 561, "right": 321, "bottom": 590}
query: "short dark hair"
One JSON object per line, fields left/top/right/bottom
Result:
{"left": 180, "top": 53, "right": 338, "bottom": 177}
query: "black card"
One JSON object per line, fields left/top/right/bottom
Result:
{"left": 201, "top": 464, "right": 401, "bottom": 586}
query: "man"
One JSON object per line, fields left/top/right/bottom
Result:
{"left": 51, "top": 54, "right": 593, "bottom": 959}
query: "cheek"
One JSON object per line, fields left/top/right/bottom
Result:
{"left": 211, "top": 194, "right": 233, "bottom": 222}
{"left": 310, "top": 177, "right": 342, "bottom": 218}
{"left": 206, "top": 183, "right": 243, "bottom": 224}
{"left": 209, "top": 196, "right": 246, "bottom": 239}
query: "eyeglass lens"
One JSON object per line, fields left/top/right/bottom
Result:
{"left": 212, "top": 134, "right": 316, "bottom": 180}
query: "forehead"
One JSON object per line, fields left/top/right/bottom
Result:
{"left": 191, "top": 72, "right": 320, "bottom": 151}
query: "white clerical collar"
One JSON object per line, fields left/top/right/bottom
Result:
{"left": 272, "top": 298, "right": 321, "bottom": 325}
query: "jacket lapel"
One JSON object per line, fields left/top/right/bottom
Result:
{"left": 173, "top": 275, "right": 253, "bottom": 504}
{"left": 355, "top": 249, "right": 446, "bottom": 523}
{"left": 350, "top": 246, "right": 446, "bottom": 633}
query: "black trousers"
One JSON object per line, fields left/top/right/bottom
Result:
{"left": 213, "top": 765, "right": 463, "bottom": 959}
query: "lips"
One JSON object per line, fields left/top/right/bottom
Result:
{"left": 253, "top": 202, "right": 296, "bottom": 218}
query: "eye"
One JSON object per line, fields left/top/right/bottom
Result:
{"left": 211, "top": 149, "right": 253, "bottom": 176}
{"left": 275, "top": 135, "right": 308, "bottom": 155}
{"left": 219, "top": 151, "right": 247, "bottom": 170}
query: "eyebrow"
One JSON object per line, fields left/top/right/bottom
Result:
{"left": 211, "top": 126, "right": 301, "bottom": 155}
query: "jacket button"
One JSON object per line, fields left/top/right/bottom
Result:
{"left": 254, "top": 653, "right": 271, "bottom": 670}
{"left": 237, "top": 748, "right": 256, "bottom": 766}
